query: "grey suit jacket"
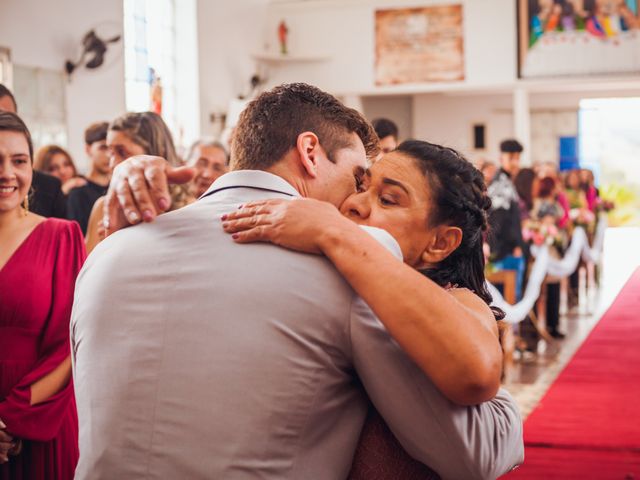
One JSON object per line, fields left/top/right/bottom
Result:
{"left": 71, "top": 170, "right": 523, "bottom": 480}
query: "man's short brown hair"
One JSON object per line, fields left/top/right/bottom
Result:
{"left": 231, "top": 83, "right": 379, "bottom": 170}
{"left": 84, "top": 121, "right": 109, "bottom": 146}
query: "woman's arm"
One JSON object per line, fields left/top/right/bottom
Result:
{"left": 223, "top": 199, "right": 502, "bottom": 405}
{"left": 85, "top": 196, "right": 105, "bottom": 254}
{"left": 61, "top": 176, "right": 87, "bottom": 196}
{"left": 30, "top": 357, "right": 72, "bottom": 405}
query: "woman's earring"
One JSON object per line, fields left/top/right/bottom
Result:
{"left": 22, "top": 195, "right": 29, "bottom": 216}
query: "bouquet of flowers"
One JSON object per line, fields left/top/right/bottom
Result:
{"left": 596, "top": 198, "right": 615, "bottom": 213}
{"left": 522, "top": 219, "right": 563, "bottom": 248}
{"left": 570, "top": 208, "right": 596, "bottom": 227}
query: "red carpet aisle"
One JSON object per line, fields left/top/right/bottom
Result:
{"left": 504, "top": 268, "right": 640, "bottom": 480}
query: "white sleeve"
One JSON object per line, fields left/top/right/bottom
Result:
{"left": 358, "top": 225, "right": 404, "bottom": 260}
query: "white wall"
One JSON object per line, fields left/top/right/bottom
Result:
{"left": 176, "top": 0, "right": 201, "bottom": 149}
{"left": 412, "top": 88, "right": 640, "bottom": 165}
{"left": 262, "top": 0, "right": 517, "bottom": 95}
{"left": 0, "top": 0, "right": 126, "bottom": 171}
{"left": 361, "top": 95, "right": 413, "bottom": 141}
{"left": 196, "top": 0, "right": 269, "bottom": 137}
{"left": 413, "top": 93, "right": 514, "bottom": 162}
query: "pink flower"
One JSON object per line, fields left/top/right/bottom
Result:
{"left": 533, "top": 232, "right": 545, "bottom": 246}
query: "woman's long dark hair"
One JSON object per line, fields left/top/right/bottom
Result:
{"left": 0, "top": 111, "right": 33, "bottom": 159}
{"left": 514, "top": 167, "right": 536, "bottom": 211}
{"left": 396, "top": 140, "right": 505, "bottom": 321}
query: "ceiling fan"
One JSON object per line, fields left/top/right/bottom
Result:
{"left": 65, "top": 29, "right": 121, "bottom": 77}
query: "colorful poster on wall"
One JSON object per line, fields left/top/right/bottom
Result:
{"left": 519, "top": 0, "right": 640, "bottom": 78}
{"left": 375, "top": 5, "right": 465, "bottom": 85}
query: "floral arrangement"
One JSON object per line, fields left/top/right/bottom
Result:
{"left": 569, "top": 208, "right": 596, "bottom": 227}
{"left": 596, "top": 198, "right": 615, "bottom": 213}
{"left": 522, "top": 219, "right": 563, "bottom": 247}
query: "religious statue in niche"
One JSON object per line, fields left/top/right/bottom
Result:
{"left": 149, "top": 67, "right": 162, "bottom": 115}
{"left": 278, "top": 20, "right": 289, "bottom": 55}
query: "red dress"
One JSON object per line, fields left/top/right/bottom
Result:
{"left": 0, "top": 218, "right": 86, "bottom": 480}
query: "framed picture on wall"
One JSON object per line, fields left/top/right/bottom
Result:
{"left": 375, "top": 5, "right": 465, "bottom": 85}
{"left": 518, "top": 0, "right": 640, "bottom": 78}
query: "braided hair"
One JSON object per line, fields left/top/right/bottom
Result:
{"left": 396, "top": 140, "right": 505, "bottom": 321}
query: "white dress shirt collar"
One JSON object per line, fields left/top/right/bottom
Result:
{"left": 202, "top": 170, "right": 301, "bottom": 199}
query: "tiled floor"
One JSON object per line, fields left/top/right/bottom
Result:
{"left": 503, "top": 227, "right": 640, "bottom": 419}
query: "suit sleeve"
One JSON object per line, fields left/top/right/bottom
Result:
{"left": 350, "top": 300, "right": 524, "bottom": 480}
{"left": 0, "top": 222, "right": 86, "bottom": 440}
{"left": 349, "top": 228, "right": 524, "bottom": 480}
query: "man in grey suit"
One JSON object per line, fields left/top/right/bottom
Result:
{"left": 71, "top": 83, "right": 523, "bottom": 479}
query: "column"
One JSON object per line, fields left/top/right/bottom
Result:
{"left": 513, "top": 87, "right": 531, "bottom": 166}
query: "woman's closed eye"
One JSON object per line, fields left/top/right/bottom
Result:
{"left": 110, "top": 146, "right": 129, "bottom": 159}
{"left": 379, "top": 194, "right": 398, "bottom": 206}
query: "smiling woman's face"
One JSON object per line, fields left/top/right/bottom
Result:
{"left": 339, "top": 151, "right": 434, "bottom": 266}
{"left": 0, "top": 130, "right": 32, "bottom": 214}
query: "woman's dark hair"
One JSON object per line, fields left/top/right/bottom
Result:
{"left": 514, "top": 167, "right": 536, "bottom": 211}
{"left": 372, "top": 117, "right": 399, "bottom": 141}
{"left": 0, "top": 111, "right": 33, "bottom": 159}
{"left": 536, "top": 176, "right": 556, "bottom": 198}
{"left": 528, "top": 0, "right": 541, "bottom": 18}
{"left": 583, "top": 0, "right": 596, "bottom": 15}
{"left": 0, "top": 84, "right": 17, "bottom": 112}
{"left": 396, "top": 140, "right": 504, "bottom": 321}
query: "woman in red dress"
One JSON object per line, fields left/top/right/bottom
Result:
{"left": 0, "top": 111, "right": 86, "bottom": 479}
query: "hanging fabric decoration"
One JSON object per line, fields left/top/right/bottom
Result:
{"left": 488, "top": 215, "right": 607, "bottom": 324}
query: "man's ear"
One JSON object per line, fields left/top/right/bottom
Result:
{"left": 419, "top": 225, "right": 463, "bottom": 268}
{"left": 295, "top": 132, "right": 321, "bottom": 179}
{"left": 85, "top": 144, "right": 91, "bottom": 157}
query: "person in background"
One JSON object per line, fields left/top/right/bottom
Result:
{"left": 0, "top": 84, "right": 66, "bottom": 218}
{"left": 514, "top": 167, "right": 536, "bottom": 222}
{"left": 0, "top": 111, "right": 85, "bottom": 479}
{"left": 66, "top": 122, "right": 111, "bottom": 235}
{"left": 84, "top": 111, "right": 193, "bottom": 253}
{"left": 34, "top": 145, "right": 86, "bottom": 196}
{"left": 478, "top": 158, "right": 498, "bottom": 187}
{"left": 0, "top": 85, "right": 17, "bottom": 114}
{"left": 565, "top": 168, "right": 592, "bottom": 309}
{"left": 487, "top": 139, "right": 525, "bottom": 299}
{"left": 372, "top": 117, "right": 399, "bottom": 154}
{"left": 579, "top": 168, "right": 599, "bottom": 212}
{"left": 186, "top": 140, "right": 228, "bottom": 199}
{"left": 565, "top": 169, "right": 589, "bottom": 210}
{"left": 532, "top": 176, "right": 567, "bottom": 339}
{"left": 535, "top": 161, "right": 570, "bottom": 229}
{"left": 532, "top": 176, "right": 565, "bottom": 225}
